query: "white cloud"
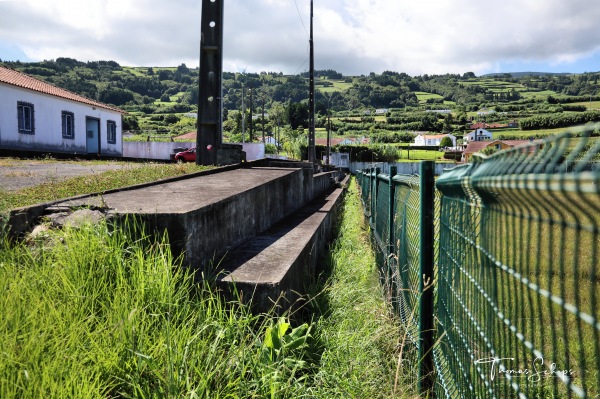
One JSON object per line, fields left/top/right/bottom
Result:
{"left": 1, "top": 0, "right": 599, "bottom": 75}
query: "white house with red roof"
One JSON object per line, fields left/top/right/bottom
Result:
{"left": 413, "top": 133, "right": 456, "bottom": 147}
{"left": 0, "top": 66, "right": 125, "bottom": 156}
{"left": 465, "top": 128, "right": 493, "bottom": 142}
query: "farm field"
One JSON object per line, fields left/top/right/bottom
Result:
{"left": 317, "top": 79, "right": 353, "bottom": 93}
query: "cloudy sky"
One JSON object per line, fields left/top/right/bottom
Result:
{"left": 1, "top": 0, "right": 599, "bottom": 77}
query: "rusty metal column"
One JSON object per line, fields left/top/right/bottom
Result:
{"left": 196, "top": 0, "right": 223, "bottom": 166}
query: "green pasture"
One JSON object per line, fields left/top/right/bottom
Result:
{"left": 122, "top": 66, "right": 146, "bottom": 77}
{"left": 493, "top": 126, "right": 600, "bottom": 139}
{"left": 519, "top": 89, "right": 562, "bottom": 100}
{"left": 570, "top": 100, "right": 600, "bottom": 110}
{"left": 414, "top": 91, "right": 444, "bottom": 103}
{"left": 317, "top": 79, "right": 353, "bottom": 93}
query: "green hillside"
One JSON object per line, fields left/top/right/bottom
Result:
{"left": 2, "top": 58, "right": 599, "bottom": 143}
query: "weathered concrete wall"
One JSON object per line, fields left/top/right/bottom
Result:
{"left": 105, "top": 166, "right": 342, "bottom": 271}
{"left": 167, "top": 168, "right": 312, "bottom": 268}
{"left": 5, "top": 159, "right": 345, "bottom": 295}
{"left": 218, "top": 175, "right": 348, "bottom": 314}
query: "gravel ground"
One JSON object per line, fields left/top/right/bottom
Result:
{"left": 0, "top": 159, "right": 137, "bottom": 191}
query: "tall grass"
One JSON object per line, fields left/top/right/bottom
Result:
{"left": 305, "top": 179, "right": 416, "bottom": 398}
{"left": 0, "top": 179, "right": 411, "bottom": 398}
{"left": 0, "top": 219, "right": 313, "bottom": 398}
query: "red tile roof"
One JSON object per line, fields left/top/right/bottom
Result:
{"left": 0, "top": 66, "right": 124, "bottom": 113}
{"left": 419, "top": 134, "right": 450, "bottom": 139}
{"left": 174, "top": 131, "right": 197, "bottom": 141}
{"left": 464, "top": 139, "right": 537, "bottom": 154}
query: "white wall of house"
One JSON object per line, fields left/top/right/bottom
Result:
{"left": 414, "top": 134, "right": 456, "bottom": 147}
{"left": 465, "top": 129, "right": 493, "bottom": 142}
{"left": 0, "top": 83, "right": 122, "bottom": 156}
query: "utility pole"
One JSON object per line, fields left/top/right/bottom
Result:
{"left": 241, "top": 82, "right": 245, "bottom": 143}
{"left": 196, "top": 0, "right": 223, "bottom": 165}
{"left": 327, "top": 105, "right": 331, "bottom": 165}
{"left": 308, "top": 0, "right": 316, "bottom": 163}
{"left": 326, "top": 93, "right": 335, "bottom": 165}
{"left": 249, "top": 87, "right": 254, "bottom": 141}
{"left": 261, "top": 94, "right": 265, "bottom": 145}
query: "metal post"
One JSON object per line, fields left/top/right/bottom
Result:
{"left": 418, "top": 160, "right": 435, "bottom": 395}
{"left": 307, "top": 0, "right": 316, "bottom": 163}
{"left": 196, "top": 0, "right": 223, "bottom": 166}
{"left": 369, "top": 167, "right": 374, "bottom": 225}
{"left": 371, "top": 167, "right": 380, "bottom": 228}
{"left": 388, "top": 166, "right": 397, "bottom": 255}
{"left": 388, "top": 166, "right": 397, "bottom": 294}
{"left": 241, "top": 83, "right": 245, "bottom": 143}
{"left": 326, "top": 111, "right": 331, "bottom": 165}
{"left": 261, "top": 94, "right": 265, "bottom": 145}
{"left": 249, "top": 87, "right": 253, "bottom": 141}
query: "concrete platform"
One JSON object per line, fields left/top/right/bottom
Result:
{"left": 61, "top": 167, "right": 298, "bottom": 214}
{"left": 27, "top": 163, "right": 343, "bottom": 272}
{"left": 5, "top": 160, "right": 348, "bottom": 314}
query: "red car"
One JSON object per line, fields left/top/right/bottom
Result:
{"left": 174, "top": 147, "right": 196, "bottom": 163}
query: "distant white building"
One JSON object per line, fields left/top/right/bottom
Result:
{"left": 0, "top": 66, "right": 124, "bottom": 156}
{"left": 413, "top": 133, "right": 456, "bottom": 147}
{"left": 323, "top": 152, "right": 350, "bottom": 169}
{"left": 465, "top": 128, "right": 493, "bottom": 142}
{"left": 477, "top": 108, "right": 496, "bottom": 116}
{"left": 262, "top": 136, "right": 279, "bottom": 146}
{"left": 375, "top": 108, "right": 388, "bottom": 114}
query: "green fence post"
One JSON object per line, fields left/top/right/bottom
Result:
{"left": 371, "top": 167, "right": 380, "bottom": 228}
{"left": 418, "top": 161, "right": 435, "bottom": 395}
{"left": 388, "top": 166, "right": 397, "bottom": 254}
{"left": 369, "top": 167, "right": 374, "bottom": 226}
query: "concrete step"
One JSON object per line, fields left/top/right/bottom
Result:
{"left": 217, "top": 175, "right": 349, "bottom": 314}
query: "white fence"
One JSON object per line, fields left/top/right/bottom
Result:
{"left": 350, "top": 161, "right": 452, "bottom": 176}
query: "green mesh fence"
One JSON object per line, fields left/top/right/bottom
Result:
{"left": 357, "top": 167, "right": 418, "bottom": 340}
{"left": 436, "top": 133, "right": 600, "bottom": 398}
{"left": 356, "top": 130, "right": 600, "bottom": 398}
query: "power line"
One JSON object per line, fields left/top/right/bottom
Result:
{"left": 293, "top": 56, "right": 309, "bottom": 75}
{"left": 291, "top": 0, "right": 309, "bottom": 37}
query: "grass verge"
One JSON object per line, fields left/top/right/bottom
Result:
{"left": 304, "top": 178, "right": 415, "bottom": 398}
{"left": 0, "top": 162, "right": 211, "bottom": 213}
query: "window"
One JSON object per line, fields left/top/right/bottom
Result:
{"left": 17, "top": 101, "right": 35, "bottom": 134}
{"left": 62, "top": 111, "right": 75, "bottom": 139}
{"left": 107, "top": 120, "right": 117, "bottom": 144}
